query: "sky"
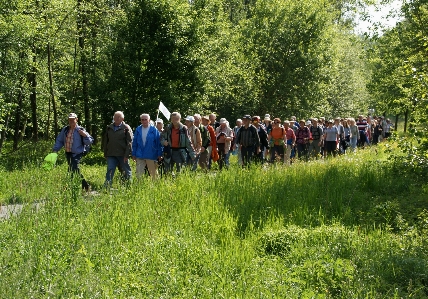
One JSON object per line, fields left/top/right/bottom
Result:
{"left": 355, "top": 0, "right": 404, "bottom": 35}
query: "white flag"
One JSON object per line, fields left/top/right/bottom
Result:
{"left": 158, "top": 101, "right": 171, "bottom": 120}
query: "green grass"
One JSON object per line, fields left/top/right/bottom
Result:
{"left": 0, "top": 141, "right": 427, "bottom": 298}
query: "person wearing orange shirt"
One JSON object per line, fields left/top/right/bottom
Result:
{"left": 268, "top": 118, "right": 286, "bottom": 163}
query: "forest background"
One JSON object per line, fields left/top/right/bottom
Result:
{"left": 0, "top": 0, "right": 427, "bottom": 149}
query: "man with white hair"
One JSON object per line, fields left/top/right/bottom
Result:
{"left": 232, "top": 119, "right": 243, "bottom": 165}
{"left": 102, "top": 111, "right": 133, "bottom": 186}
{"left": 185, "top": 115, "right": 202, "bottom": 171}
{"left": 132, "top": 113, "right": 163, "bottom": 179}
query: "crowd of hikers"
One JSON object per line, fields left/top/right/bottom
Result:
{"left": 52, "top": 111, "right": 394, "bottom": 189}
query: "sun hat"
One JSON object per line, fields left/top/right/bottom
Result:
{"left": 264, "top": 114, "right": 271, "bottom": 121}
{"left": 305, "top": 120, "right": 311, "bottom": 126}
{"left": 219, "top": 118, "right": 227, "bottom": 124}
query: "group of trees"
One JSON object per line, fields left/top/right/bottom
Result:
{"left": 0, "top": 0, "right": 426, "bottom": 152}
{"left": 367, "top": 0, "right": 427, "bottom": 133}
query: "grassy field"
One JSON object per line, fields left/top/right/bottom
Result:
{"left": 0, "top": 141, "right": 427, "bottom": 298}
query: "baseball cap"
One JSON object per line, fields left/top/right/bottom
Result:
{"left": 68, "top": 113, "right": 77, "bottom": 119}
{"left": 185, "top": 115, "right": 195, "bottom": 122}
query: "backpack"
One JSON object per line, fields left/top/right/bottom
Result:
{"left": 64, "top": 125, "right": 91, "bottom": 156}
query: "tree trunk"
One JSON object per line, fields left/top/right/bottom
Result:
{"left": 29, "top": 47, "right": 38, "bottom": 141}
{"left": 47, "top": 42, "right": 58, "bottom": 137}
{"left": 0, "top": 114, "right": 10, "bottom": 153}
{"left": 13, "top": 77, "right": 25, "bottom": 151}
{"left": 404, "top": 109, "right": 408, "bottom": 133}
{"left": 394, "top": 114, "right": 399, "bottom": 133}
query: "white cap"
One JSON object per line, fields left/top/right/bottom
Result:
{"left": 156, "top": 118, "right": 163, "bottom": 124}
{"left": 219, "top": 118, "right": 227, "bottom": 124}
{"left": 68, "top": 113, "right": 77, "bottom": 119}
{"left": 185, "top": 115, "right": 195, "bottom": 122}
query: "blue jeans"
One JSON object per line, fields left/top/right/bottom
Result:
{"left": 105, "top": 156, "right": 132, "bottom": 185}
{"left": 65, "top": 152, "right": 89, "bottom": 189}
{"left": 350, "top": 135, "right": 357, "bottom": 152}
{"left": 187, "top": 153, "right": 200, "bottom": 171}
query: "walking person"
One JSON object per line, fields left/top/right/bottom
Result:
{"left": 237, "top": 115, "right": 260, "bottom": 167}
{"left": 349, "top": 118, "right": 359, "bottom": 153}
{"left": 215, "top": 118, "right": 234, "bottom": 170}
{"left": 162, "top": 112, "right": 195, "bottom": 173}
{"left": 295, "top": 120, "right": 310, "bottom": 160}
{"left": 194, "top": 114, "right": 211, "bottom": 171}
{"left": 52, "top": 113, "right": 94, "bottom": 191}
{"left": 283, "top": 121, "right": 296, "bottom": 165}
{"left": 323, "top": 120, "right": 339, "bottom": 158}
{"left": 232, "top": 119, "right": 243, "bottom": 166}
{"left": 132, "top": 114, "right": 163, "bottom": 179}
{"left": 102, "top": 111, "right": 133, "bottom": 186}
{"left": 185, "top": 115, "right": 202, "bottom": 171}
{"left": 268, "top": 118, "right": 286, "bottom": 163}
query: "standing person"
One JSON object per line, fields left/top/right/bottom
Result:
{"left": 215, "top": 118, "right": 234, "bottom": 170}
{"left": 132, "top": 114, "right": 163, "bottom": 179}
{"left": 194, "top": 114, "right": 211, "bottom": 170}
{"left": 202, "top": 115, "right": 217, "bottom": 169}
{"left": 102, "top": 111, "right": 133, "bottom": 186}
{"left": 372, "top": 119, "right": 382, "bottom": 145}
{"left": 342, "top": 119, "right": 351, "bottom": 153}
{"left": 185, "top": 115, "right": 202, "bottom": 171}
{"left": 384, "top": 119, "right": 393, "bottom": 139}
{"left": 356, "top": 115, "right": 369, "bottom": 148}
{"left": 268, "top": 118, "right": 286, "bottom": 163}
{"left": 334, "top": 117, "right": 344, "bottom": 153}
{"left": 209, "top": 113, "right": 220, "bottom": 130}
{"left": 52, "top": 113, "right": 94, "bottom": 191}
{"left": 262, "top": 114, "right": 273, "bottom": 135}
{"left": 295, "top": 120, "right": 310, "bottom": 160}
{"left": 308, "top": 118, "right": 323, "bottom": 159}
{"left": 349, "top": 118, "right": 359, "bottom": 153}
{"left": 155, "top": 118, "right": 167, "bottom": 177}
{"left": 232, "top": 119, "right": 243, "bottom": 166}
{"left": 262, "top": 114, "right": 272, "bottom": 160}
{"left": 283, "top": 121, "right": 296, "bottom": 165}
{"left": 323, "top": 120, "right": 339, "bottom": 157}
{"left": 237, "top": 115, "right": 260, "bottom": 167}
{"left": 252, "top": 116, "right": 269, "bottom": 163}
{"left": 162, "top": 112, "right": 195, "bottom": 173}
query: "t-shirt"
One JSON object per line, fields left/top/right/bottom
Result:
{"left": 324, "top": 126, "right": 338, "bottom": 142}
{"left": 269, "top": 127, "right": 285, "bottom": 145}
{"left": 141, "top": 126, "right": 149, "bottom": 146}
{"left": 171, "top": 127, "right": 180, "bottom": 148}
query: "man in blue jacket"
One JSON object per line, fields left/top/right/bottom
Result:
{"left": 52, "top": 113, "right": 94, "bottom": 191}
{"left": 132, "top": 113, "right": 163, "bottom": 180}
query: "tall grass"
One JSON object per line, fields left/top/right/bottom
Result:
{"left": 0, "top": 145, "right": 427, "bottom": 298}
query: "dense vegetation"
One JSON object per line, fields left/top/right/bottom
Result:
{"left": 1, "top": 0, "right": 427, "bottom": 149}
{"left": 0, "top": 141, "right": 428, "bottom": 297}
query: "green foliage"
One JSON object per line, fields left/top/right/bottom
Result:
{"left": 1, "top": 145, "right": 428, "bottom": 297}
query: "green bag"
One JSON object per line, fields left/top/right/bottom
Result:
{"left": 42, "top": 153, "right": 58, "bottom": 170}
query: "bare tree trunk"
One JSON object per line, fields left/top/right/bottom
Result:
{"left": 394, "top": 114, "right": 399, "bottom": 133}
{"left": 404, "top": 109, "right": 409, "bottom": 133}
{"left": 29, "top": 46, "right": 38, "bottom": 141}
{"left": 13, "top": 77, "right": 25, "bottom": 151}
{"left": 47, "top": 42, "right": 58, "bottom": 137}
{"left": 0, "top": 114, "right": 10, "bottom": 153}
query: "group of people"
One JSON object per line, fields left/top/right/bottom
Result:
{"left": 52, "top": 111, "right": 393, "bottom": 190}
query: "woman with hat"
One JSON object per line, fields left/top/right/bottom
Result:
{"left": 215, "top": 118, "right": 234, "bottom": 170}
{"left": 322, "top": 120, "right": 339, "bottom": 157}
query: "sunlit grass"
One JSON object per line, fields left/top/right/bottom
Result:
{"left": 0, "top": 143, "right": 427, "bottom": 298}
